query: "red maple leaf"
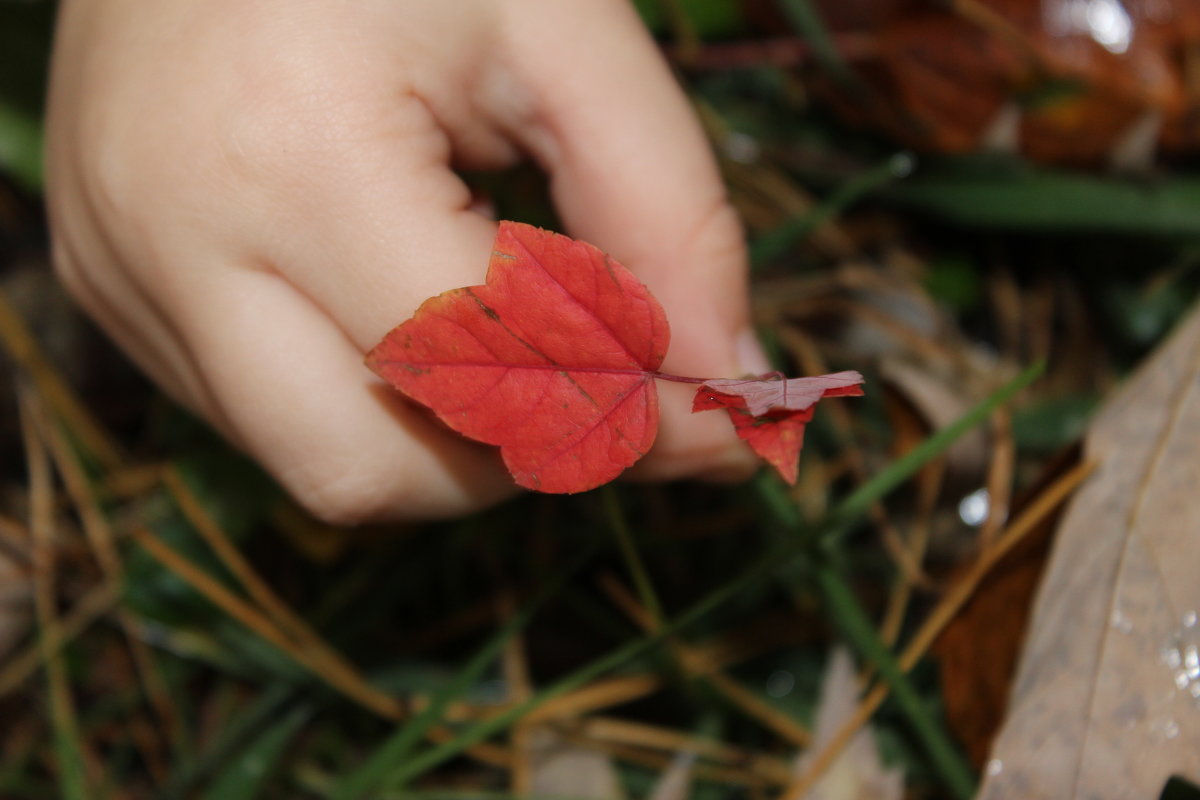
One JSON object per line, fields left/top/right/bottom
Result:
{"left": 366, "top": 222, "right": 668, "bottom": 493}
{"left": 366, "top": 222, "right": 864, "bottom": 493}
{"left": 692, "top": 372, "right": 865, "bottom": 484}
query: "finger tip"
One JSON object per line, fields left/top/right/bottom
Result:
{"left": 736, "top": 327, "right": 773, "bottom": 376}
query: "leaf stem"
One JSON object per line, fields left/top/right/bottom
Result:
{"left": 648, "top": 371, "right": 708, "bottom": 384}
{"left": 372, "top": 356, "right": 799, "bottom": 387}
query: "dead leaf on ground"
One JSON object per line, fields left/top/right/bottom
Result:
{"left": 932, "top": 447, "right": 1079, "bottom": 767}
{"left": 792, "top": 648, "right": 905, "bottom": 800}
{"left": 980, "top": 302, "right": 1200, "bottom": 799}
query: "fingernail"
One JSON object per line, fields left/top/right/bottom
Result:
{"left": 736, "top": 328, "right": 773, "bottom": 377}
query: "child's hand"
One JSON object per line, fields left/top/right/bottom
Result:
{"left": 45, "top": 0, "right": 765, "bottom": 522}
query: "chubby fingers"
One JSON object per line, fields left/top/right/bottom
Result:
{"left": 46, "top": 0, "right": 525, "bottom": 521}
{"left": 161, "top": 97, "right": 525, "bottom": 522}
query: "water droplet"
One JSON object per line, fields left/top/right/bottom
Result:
{"left": 889, "top": 152, "right": 917, "bottom": 178}
{"left": 765, "top": 669, "right": 795, "bottom": 699}
{"left": 1110, "top": 608, "right": 1133, "bottom": 634}
{"left": 1163, "top": 645, "right": 1183, "bottom": 669}
{"left": 1044, "top": 0, "right": 1132, "bottom": 54}
{"left": 1162, "top": 621, "right": 1200, "bottom": 706}
{"left": 1162, "top": 719, "right": 1180, "bottom": 740}
{"left": 958, "top": 488, "right": 990, "bottom": 527}
{"left": 985, "top": 759, "right": 1003, "bottom": 777}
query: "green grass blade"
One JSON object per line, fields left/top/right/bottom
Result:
{"left": 886, "top": 156, "right": 1200, "bottom": 236}
{"left": 48, "top": 699, "right": 89, "bottom": 800}
{"left": 332, "top": 546, "right": 597, "bottom": 799}
{"left": 751, "top": 153, "right": 913, "bottom": 267}
{"left": 816, "top": 566, "right": 976, "bottom": 799}
{"left": 755, "top": 362, "right": 1042, "bottom": 540}
{"left": 602, "top": 486, "right": 663, "bottom": 626}
{"left": 379, "top": 555, "right": 762, "bottom": 790}
{"left": 756, "top": 367, "right": 1042, "bottom": 797}
{"left": 201, "top": 704, "right": 310, "bottom": 800}
{"left": 0, "top": 102, "right": 41, "bottom": 191}
{"left": 775, "top": 0, "right": 862, "bottom": 92}
{"left": 162, "top": 684, "right": 294, "bottom": 800}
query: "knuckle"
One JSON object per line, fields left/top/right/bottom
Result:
{"left": 220, "top": 75, "right": 383, "bottom": 184}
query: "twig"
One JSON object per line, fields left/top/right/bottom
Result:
{"left": 979, "top": 408, "right": 1015, "bottom": 548}
{"left": 657, "top": 0, "right": 700, "bottom": 63}
{"left": 878, "top": 458, "right": 944, "bottom": 650}
{"left": 579, "top": 716, "right": 792, "bottom": 782}
{"left": 559, "top": 730, "right": 782, "bottom": 789}
{"left": 40, "top": 411, "right": 183, "bottom": 764}
{"left": 521, "top": 673, "right": 665, "bottom": 725}
{"left": 780, "top": 328, "right": 928, "bottom": 585}
{"left": 129, "top": 523, "right": 526, "bottom": 768}
{"left": 161, "top": 464, "right": 400, "bottom": 722}
{"left": 20, "top": 383, "right": 91, "bottom": 798}
{"left": 0, "top": 288, "right": 122, "bottom": 468}
{"left": 0, "top": 583, "right": 116, "bottom": 698}
{"left": 815, "top": 566, "right": 977, "bottom": 798}
{"left": 129, "top": 525, "right": 403, "bottom": 719}
{"left": 498, "top": 587, "right": 534, "bottom": 792}
{"left": 598, "top": 573, "right": 811, "bottom": 748}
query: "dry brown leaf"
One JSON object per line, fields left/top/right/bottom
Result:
{"left": 980, "top": 303, "right": 1200, "bottom": 799}
{"left": 792, "top": 648, "right": 904, "bottom": 800}
{"left": 932, "top": 447, "right": 1079, "bottom": 768}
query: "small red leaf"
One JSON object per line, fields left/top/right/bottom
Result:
{"left": 365, "top": 222, "right": 669, "bottom": 494}
{"left": 692, "top": 371, "right": 865, "bottom": 484}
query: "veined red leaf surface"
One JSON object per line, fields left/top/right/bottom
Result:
{"left": 365, "top": 222, "right": 668, "bottom": 494}
{"left": 693, "top": 371, "right": 865, "bottom": 484}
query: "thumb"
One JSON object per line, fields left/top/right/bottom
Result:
{"left": 493, "top": 0, "right": 769, "bottom": 480}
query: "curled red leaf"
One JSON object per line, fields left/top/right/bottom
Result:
{"left": 692, "top": 371, "right": 865, "bottom": 484}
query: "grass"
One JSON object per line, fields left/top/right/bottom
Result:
{"left": 1, "top": 334, "right": 1064, "bottom": 798}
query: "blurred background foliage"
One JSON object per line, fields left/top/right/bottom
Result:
{"left": 2, "top": 1, "right": 1199, "bottom": 798}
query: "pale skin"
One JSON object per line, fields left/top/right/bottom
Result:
{"left": 45, "top": 0, "right": 769, "bottom": 523}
